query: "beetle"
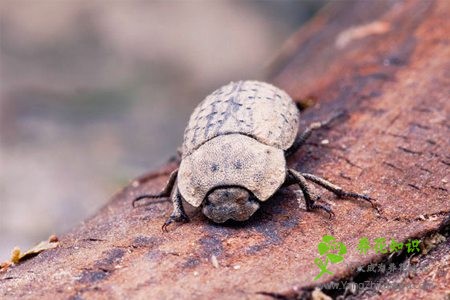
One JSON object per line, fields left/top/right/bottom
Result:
{"left": 133, "top": 80, "right": 375, "bottom": 230}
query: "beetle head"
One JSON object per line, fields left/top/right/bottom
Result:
{"left": 202, "top": 187, "right": 260, "bottom": 223}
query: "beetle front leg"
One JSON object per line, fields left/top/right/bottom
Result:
{"left": 288, "top": 169, "right": 334, "bottom": 218}
{"left": 132, "top": 169, "right": 178, "bottom": 207}
{"left": 301, "top": 172, "right": 378, "bottom": 211}
{"left": 162, "top": 188, "right": 190, "bottom": 232}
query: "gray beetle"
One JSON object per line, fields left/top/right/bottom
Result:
{"left": 133, "top": 81, "right": 375, "bottom": 230}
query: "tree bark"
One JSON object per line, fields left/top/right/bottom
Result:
{"left": 1, "top": 0, "right": 449, "bottom": 299}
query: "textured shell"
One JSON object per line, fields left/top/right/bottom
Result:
{"left": 182, "top": 80, "right": 299, "bottom": 158}
{"left": 178, "top": 134, "right": 286, "bottom": 207}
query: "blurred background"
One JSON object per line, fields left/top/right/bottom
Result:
{"left": 0, "top": 0, "right": 326, "bottom": 260}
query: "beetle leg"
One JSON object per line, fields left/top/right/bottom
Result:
{"left": 285, "top": 111, "right": 345, "bottom": 157}
{"left": 132, "top": 169, "right": 178, "bottom": 207}
{"left": 162, "top": 187, "right": 190, "bottom": 232}
{"left": 167, "top": 147, "right": 183, "bottom": 164}
{"left": 288, "top": 169, "right": 334, "bottom": 218}
{"left": 301, "top": 172, "right": 378, "bottom": 212}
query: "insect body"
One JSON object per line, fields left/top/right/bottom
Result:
{"left": 134, "top": 81, "right": 374, "bottom": 229}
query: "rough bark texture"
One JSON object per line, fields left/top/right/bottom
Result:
{"left": 1, "top": 0, "right": 449, "bottom": 299}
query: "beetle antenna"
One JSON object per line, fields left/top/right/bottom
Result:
{"left": 132, "top": 194, "right": 169, "bottom": 208}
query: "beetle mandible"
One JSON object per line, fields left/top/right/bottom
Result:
{"left": 133, "top": 80, "right": 375, "bottom": 230}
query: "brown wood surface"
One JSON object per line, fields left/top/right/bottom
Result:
{"left": 1, "top": 0, "right": 449, "bottom": 299}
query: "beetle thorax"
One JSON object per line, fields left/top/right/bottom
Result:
{"left": 178, "top": 134, "right": 287, "bottom": 208}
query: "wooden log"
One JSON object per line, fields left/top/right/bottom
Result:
{"left": 1, "top": 0, "right": 449, "bottom": 299}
